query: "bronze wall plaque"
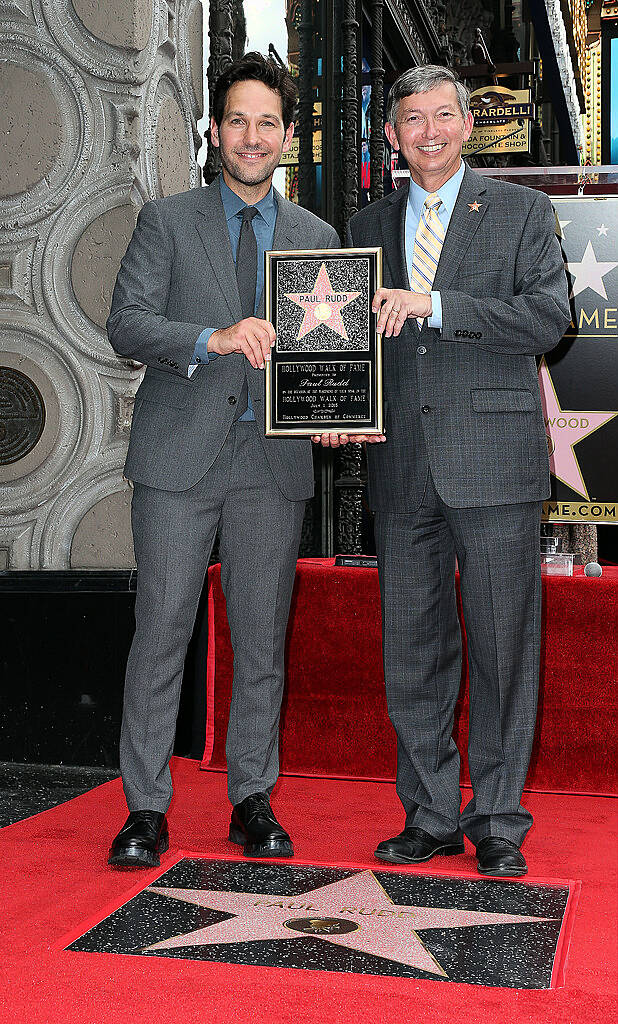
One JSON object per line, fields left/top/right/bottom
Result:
{"left": 264, "top": 247, "right": 383, "bottom": 436}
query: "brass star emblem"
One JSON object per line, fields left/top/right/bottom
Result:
{"left": 468, "top": 200, "right": 482, "bottom": 212}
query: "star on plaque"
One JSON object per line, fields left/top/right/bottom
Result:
{"left": 566, "top": 240, "right": 618, "bottom": 299}
{"left": 539, "top": 358, "right": 618, "bottom": 498}
{"left": 285, "top": 263, "right": 360, "bottom": 340}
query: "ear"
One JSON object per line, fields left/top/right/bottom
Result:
{"left": 462, "top": 110, "right": 474, "bottom": 143}
{"left": 384, "top": 121, "right": 399, "bottom": 152}
{"left": 210, "top": 116, "right": 220, "bottom": 149}
{"left": 282, "top": 121, "right": 294, "bottom": 153}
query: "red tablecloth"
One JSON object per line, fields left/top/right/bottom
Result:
{"left": 202, "top": 559, "right": 618, "bottom": 794}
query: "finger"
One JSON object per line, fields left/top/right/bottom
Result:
{"left": 320, "top": 431, "right": 331, "bottom": 447}
{"left": 391, "top": 308, "right": 408, "bottom": 337}
{"left": 371, "top": 288, "right": 388, "bottom": 313}
{"left": 252, "top": 317, "right": 277, "bottom": 345}
{"left": 312, "top": 435, "right": 321, "bottom": 443}
{"left": 240, "top": 336, "right": 264, "bottom": 369}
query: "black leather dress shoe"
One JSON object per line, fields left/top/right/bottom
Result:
{"left": 476, "top": 836, "right": 527, "bottom": 877}
{"left": 375, "top": 825, "right": 464, "bottom": 864}
{"left": 108, "top": 810, "right": 169, "bottom": 868}
{"left": 229, "top": 792, "right": 293, "bottom": 858}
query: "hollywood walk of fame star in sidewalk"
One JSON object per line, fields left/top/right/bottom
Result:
{"left": 539, "top": 358, "right": 618, "bottom": 498}
{"left": 142, "top": 869, "right": 554, "bottom": 978}
{"left": 285, "top": 263, "right": 360, "bottom": 341}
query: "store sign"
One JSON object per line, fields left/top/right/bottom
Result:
{"left": 279, "top": 103, "right": 322, "bottom": 166}
{"left": 463, "top": 85, "right": 533, "bottom": 157}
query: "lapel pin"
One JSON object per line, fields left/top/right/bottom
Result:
{"left": 468, "top": 200, "right": 482, "bottom": 212}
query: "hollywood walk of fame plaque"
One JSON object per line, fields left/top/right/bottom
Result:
{"left": 264, "top": 248, "right": 383, "bottom": 436}
{"left": 65, "top": 858, "right": 577, "bottom": 989}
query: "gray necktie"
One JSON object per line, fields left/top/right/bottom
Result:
{"left": 236, "top": 206, "right": 258, "bottom": 318}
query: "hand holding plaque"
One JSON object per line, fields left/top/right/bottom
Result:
{"left": 264, "top": 248, "right": 383, "bottom": 437}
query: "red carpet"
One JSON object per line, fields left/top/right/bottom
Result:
{"left": 202, "top": 561, "right": 618, "bottom": 794}
{"left": 1, "top": 757, "right": 616, "bottom": 1023}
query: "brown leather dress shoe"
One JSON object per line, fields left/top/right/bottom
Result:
{"left": 476, "top": 836, "right": 527, "bottom": 877}
{"left": 229, "top": 792, "right": 293, "bottom": 858}
{"left": 108, "top": 810, "right": 169, "bottom": 868}
{"left": 375, "top": 825, "right": 464, "bottom": 864}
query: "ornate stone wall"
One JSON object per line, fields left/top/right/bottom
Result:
{"left": 0, "top": 0, "right": 203, "bottom": 568}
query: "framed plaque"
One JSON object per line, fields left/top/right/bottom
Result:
{"left": 264, "top": 247, "right": 383, "bottom": 436}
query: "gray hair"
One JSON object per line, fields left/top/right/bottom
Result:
{"left": 386, "top": 65, "right": 470, "bottom": 126}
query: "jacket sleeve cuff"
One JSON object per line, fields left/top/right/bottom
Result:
{"left": 188, "top": 328, "right": 217, "bottom": 377}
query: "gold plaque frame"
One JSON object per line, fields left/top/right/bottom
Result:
{"left": 264, "top": 247, "right": 383, "bottom": 437}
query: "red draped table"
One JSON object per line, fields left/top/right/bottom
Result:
{"left": 201, "top": 559, "right": 618, "bottom": 794}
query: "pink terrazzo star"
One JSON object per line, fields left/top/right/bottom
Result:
{"left": 143, "top": 870, "right": 553, "bottom": 978}
{"left": 285, "top": 263, "right": 360, "bottom": 341}
{"left": 538, "top": 358, "right": 617, "bottom": 498}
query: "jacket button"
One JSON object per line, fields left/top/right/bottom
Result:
{"left": 421, "top": 405, "right": 431, "bottom": 414}
{"left": 417, "top": 345, "right": 426, "bottom": 355}
{"left": 454, "top": 330, "right": 461, "bottom": 337}
{"left": 228, "top": 395, "right": 237, "bottom": 405}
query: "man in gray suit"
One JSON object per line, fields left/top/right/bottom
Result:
{"left": 319, "top": 66, "right": 570, "bottom": 876}
{"left": 107, "top": 52, "right": 338, "bottom": 867}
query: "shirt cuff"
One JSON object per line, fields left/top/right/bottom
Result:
{"left": 188, "top": 328, "right": 217, "bottom": 377}
{"left": 427, "top": 291, "right": 442, "bottom": 328}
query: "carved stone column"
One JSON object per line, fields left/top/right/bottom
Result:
{"left": 0, "top": 0, "right": 202, "bottom": 569}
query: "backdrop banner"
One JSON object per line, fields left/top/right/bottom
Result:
{"left": 542, "top": 195, "right": 618, "bottom": 524}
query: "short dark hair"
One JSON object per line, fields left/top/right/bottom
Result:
{"left": 212, "top": 52, "right": 298, "bottom": 129}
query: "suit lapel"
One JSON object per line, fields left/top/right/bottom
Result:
{"left": 379, "top": 184, "right": 409, "bottom": 290}
{"left": 195, "top": 178, "right": 242, "bottom": 323}
{"left": 433, "top": 165, "right": 489, "bottom": 291}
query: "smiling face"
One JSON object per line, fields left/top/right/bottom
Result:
{"left": 385, "top": 82, "right": 474, "bottom": 192}
{"left": 210, "top": 79, "right": 294, "bottom": 202}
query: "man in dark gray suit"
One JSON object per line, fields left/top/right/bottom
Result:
{"left": 319, "top": 66, "right": 570, "bottom": 876}
{"left": 107, "top": 53, "right": 338, "bottom": 867}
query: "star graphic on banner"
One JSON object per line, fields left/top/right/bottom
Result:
{"left": 566, "top": 240, "right": 618, "bottom": 299}
{"left": 538, "top": 358, "right": 618, "bottom": 498}
{"left": 597, "top": 223, "right": 609, "bottom": 236}
{"left": 142, "top": 870, "right": 553, "bottom": 978}
{"left": 468, "top": 200, "right": 482, "bottom": 212}
{"left": 285, "top": 263, "right": 360, "bottom": 340}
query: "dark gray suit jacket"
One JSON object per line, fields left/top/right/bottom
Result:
{"left": 107, "top": 179, "right": 339, "bottom": 497}
{"left": 348, "top": 166, "right": 571, "bottom": 511}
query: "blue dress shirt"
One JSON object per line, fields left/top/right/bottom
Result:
{"left": 405, "top": 160, "right": 465, "bottom": 328}
{"left": 190, "top": 177, "right": 278, "bottom": 420}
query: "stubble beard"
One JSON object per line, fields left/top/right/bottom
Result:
{"left": 220, "top": 147, "right": 280, "bottom": 190}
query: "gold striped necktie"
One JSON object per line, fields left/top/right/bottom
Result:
{"left": 410, "top": 192, "right": 445, "bottom": 324}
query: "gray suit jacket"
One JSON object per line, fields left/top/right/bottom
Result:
{"left": 107, "top": 178, "right": 339, "bottom": 497}
{"left": 348, "top": 166, "right": 571, "bottom": 511}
